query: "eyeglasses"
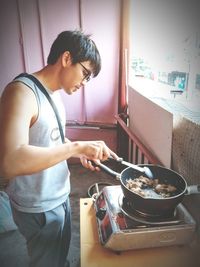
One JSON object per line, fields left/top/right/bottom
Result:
{"left": 79, "top": 62, "right": 91, "bottom": 82}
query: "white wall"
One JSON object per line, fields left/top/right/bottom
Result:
{"left": 128, "top": 86, "right": 173, "bottom": 168}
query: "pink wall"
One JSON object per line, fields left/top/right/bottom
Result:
{"left": 0, "top": 0, "right": 25, "bottom": 87}
{"left": 0, "top": 0, "right": 121, "bottom": 150}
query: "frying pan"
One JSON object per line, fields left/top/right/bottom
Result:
{"left": 97, "top": 162, "right": 200, "bottom": 216}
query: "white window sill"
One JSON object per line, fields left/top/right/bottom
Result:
{"left": 128, "top": 76, "right": 200, "bottom": 124}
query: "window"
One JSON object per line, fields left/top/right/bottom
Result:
{"left": 128, "top": 0, "right": 200, "bottom": 123}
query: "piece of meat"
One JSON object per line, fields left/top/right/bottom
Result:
{"left": 139, "top": 176, "right": 154, "bottom": 186}
{"left": 129, "top": 186, "right": 146, "bottom": 197}
{"left": 155, "top": 184, "right": 177, "bottom": 194}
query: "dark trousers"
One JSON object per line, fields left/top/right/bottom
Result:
{"left": 11, "top": 198, "right": 71, "bottom": 267}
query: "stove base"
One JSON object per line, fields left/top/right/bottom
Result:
{"left": 80, "top": 198, "right": 199, "bottom": 267}
{"left": 94, "top": 185, "right": 196, "bottom": 251}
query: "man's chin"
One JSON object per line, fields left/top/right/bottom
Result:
{"left": 65, "top": 89, "right": 75, "bottom": 95}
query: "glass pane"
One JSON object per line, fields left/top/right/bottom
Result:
{"left": 129, "top": 0, "right": 200, "bottom": 121}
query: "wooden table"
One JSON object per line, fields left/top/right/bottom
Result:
{"left": 80, "top": 198, "right": 199, "bottom": 267}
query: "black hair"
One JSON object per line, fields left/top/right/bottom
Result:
{"left": 47, "top": 30, "right": 101, "bottom": 77}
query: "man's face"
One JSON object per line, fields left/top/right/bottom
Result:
{"left": 61, "top": 61, "right": 92, "bottom": 95}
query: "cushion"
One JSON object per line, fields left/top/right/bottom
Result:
{"left": 0, "top": 191, "right": 18, "bottom": 233}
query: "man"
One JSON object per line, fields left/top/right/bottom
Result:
{"left": 0, "top": 30, "right": 118, "bottom": 267}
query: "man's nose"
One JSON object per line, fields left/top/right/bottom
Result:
{"left": 81, "top": 80, "right": 87, "bottom": 86}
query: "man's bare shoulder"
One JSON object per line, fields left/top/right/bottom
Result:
{"left": 1, "top": 80, "right": 35, "bottom": 101}
{"left": 0, "top": 80, "right": 38, "bottom": 124}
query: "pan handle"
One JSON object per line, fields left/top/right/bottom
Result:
{"left": 185, "top": 184, "right": 200, "bottom": 195}
{"left": 96, "top": 162, "right": 121, "bottom": 180}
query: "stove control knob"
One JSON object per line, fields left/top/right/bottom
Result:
{"left": 96, "top": 208, "right": 106, "bottom": 220}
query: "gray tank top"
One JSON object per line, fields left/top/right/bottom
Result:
{"left": 6, "top": 76, "right": 70, "bottom": 213}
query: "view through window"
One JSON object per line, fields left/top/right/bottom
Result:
{"left": 129, "top": 0, "right": 200, "bottom": 123}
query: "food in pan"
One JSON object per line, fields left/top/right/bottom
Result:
{"left": 125, "top": 176, "right": 177, "bottom": 198}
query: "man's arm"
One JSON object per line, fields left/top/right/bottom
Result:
{"left": 0, "top": 82, "right": 117, "bottom": 179}
{"left": 0, "top": 82, "right": 76, "bottom": 178}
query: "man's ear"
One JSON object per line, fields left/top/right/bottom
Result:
{"left": 62, "top": 51, "right": 72, "bottom": 67}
